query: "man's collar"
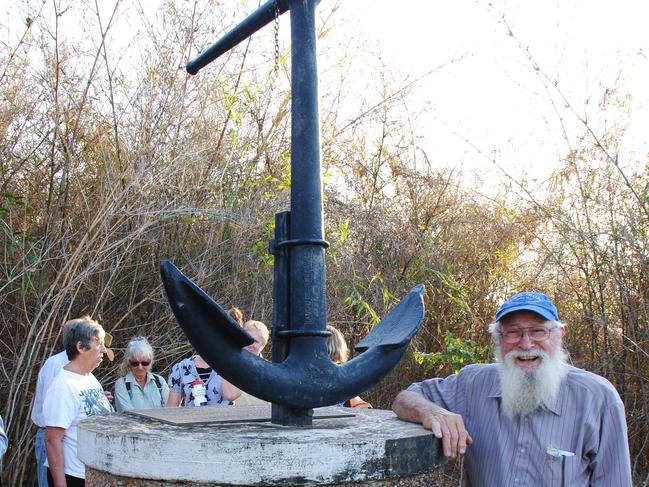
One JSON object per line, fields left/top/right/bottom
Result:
{"left": 487, "top": 377, "right": 502, "bottom": 399}
{"left": 542, "top": 388, "right": 563, "bottom": 415}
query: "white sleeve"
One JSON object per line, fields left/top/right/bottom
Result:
{"left": 0, "top": 415, "right": 8, "bottom": 458}
{"left": 31, "top": 367, "right": 47, "bottom": 425}
{"left": 43, "top": 382, "right": 77, "bottom": 429}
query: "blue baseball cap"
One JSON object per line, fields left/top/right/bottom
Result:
{"left": 495, "top": 291, "right": 559, "bottom": 322}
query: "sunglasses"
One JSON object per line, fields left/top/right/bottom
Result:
{"left": 129, "top": 360, "right": 151, "bottom": 367}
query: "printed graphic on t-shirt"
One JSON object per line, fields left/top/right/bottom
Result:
{"left": 80, "top": 388, "right": 112, "bottom": 416}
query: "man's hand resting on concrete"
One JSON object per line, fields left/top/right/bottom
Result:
{"left": 392, "top": 390, "right": 473, "bottom": 459}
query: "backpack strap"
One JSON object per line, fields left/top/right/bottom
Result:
{"left": 123, "top": 375, "right": 165, "bottom": 407}
{"left": 152, "top": 374, "right": 164, "bottom": 407}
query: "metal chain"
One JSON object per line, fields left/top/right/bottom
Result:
{"left": 273, "top": 0, "right": 280, "bottom": 73}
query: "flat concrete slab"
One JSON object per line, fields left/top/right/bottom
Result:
{"left": 127, "top": 405, "right": 353, "bottom": 425}
{"left": 78, "top": 407, "right": 445, "bottom": 485}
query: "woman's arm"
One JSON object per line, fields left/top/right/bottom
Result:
{"left": 346, "top": 396, "right": 373, "bottom": 409}
{"left": 113, "top": 378, "right": 133, "bottom": 412}
{"left": 166, "top": 390, "right": 182, "bottom": 407}
{"left": 45, "top": 426, "right": 67, "bottom": 487}
{"left": 166, "top": 364, "right": 183, "bottom": 407}
{"left": 221, "top": 378, "right": 242, "bottom": 402}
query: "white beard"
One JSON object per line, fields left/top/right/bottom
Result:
{"left": 497, "top": 344, "right": 568, "bottom": 418}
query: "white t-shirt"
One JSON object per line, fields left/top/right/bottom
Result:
{"left": 43, "top": 369, "right": 112, "bottom": 479}
{"left": 31, "top": 351, "right": 70, "bottom": 427}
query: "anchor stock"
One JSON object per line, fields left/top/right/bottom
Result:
{"left": 186, "top": 0, "right": 291, "bottom": 75}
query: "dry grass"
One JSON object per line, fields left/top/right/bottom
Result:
{"left": 0, "top": 1, "right": 647, "bottom": 485}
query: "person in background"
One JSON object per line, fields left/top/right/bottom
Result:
{"left": 392, "top": 291, "right": 632, "bottom": 486}
{"left": 44, "top": 316, "right": 113, "bottom": 487}
{"left": 0, "top": 413, "right": 8, "bottom": 458}
{"left": 32, "top": 328, "right": 113, "bottom": 487}
{"left": 114, "top": 337, "right": 169, "bottom": 412}
{"left": 233, "top": 318, "right": 271, "bottom": 406}
{"left": 166, "top": 308, "right": 247, "bottom": 407}
{"left": 241, "top": 319, "right": 270, "bottom": 357}
{"left": 327, "top": 325, "right": 372, "bottom": 409}
{"left": 32, "top": 350, "right": 68, "bottom": 487}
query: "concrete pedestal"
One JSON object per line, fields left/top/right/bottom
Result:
{"left": 78, "top": 407, "right": 446, "bottom": 486}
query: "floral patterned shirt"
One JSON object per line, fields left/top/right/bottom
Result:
{"left": 167, "top": 357, "right": 232, "bottom": 407}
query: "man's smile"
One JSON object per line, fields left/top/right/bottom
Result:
{"left": 509, "top": 352, "right": 544, "bottom": 371}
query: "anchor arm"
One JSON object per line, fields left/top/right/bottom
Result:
{"left": 161, "top": 260, "right": 425, "bottom": 408}
{"left": 160, "top": 260, "right": 254, "bottom": 349}
{"left": 187, "top": 0, "right": 291, "bottom": 75}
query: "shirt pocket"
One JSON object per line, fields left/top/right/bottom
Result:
{"left": 543, "top": 454, "right": 563, "bottom": 487}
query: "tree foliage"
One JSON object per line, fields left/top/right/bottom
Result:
{"left": 0, "top": 1, "right": 647, "bottom": 485}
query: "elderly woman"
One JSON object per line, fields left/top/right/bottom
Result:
{"left": 43, "top": 316, "right": 113, "bottom": 487}
{"left": 114, "top": 337, "right": 169, "bottom": 412}
{"left": 167, "top": 309, "right": 270, "bottom": 407}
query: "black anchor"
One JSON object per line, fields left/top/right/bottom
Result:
{"left": 161, "top": 0, "right": 425, "bottom": 425}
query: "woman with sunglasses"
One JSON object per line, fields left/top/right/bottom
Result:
{"left": 114, "top": 337, "right": 169, "bottom": 412}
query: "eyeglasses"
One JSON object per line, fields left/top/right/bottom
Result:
{"left": 129, "top": 360, "right": 151, "bottom": 367}
{"left": 499, "top": 327, "right": 556, "bottom": 344}
{"left": 93, "top": 334, "right": 112, "bottom": 348}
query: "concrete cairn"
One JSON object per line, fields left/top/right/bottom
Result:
{"left": 78, "top": 407, "right": 446, "bottom": 486}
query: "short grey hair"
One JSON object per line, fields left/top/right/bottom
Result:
{"left": 63, "top": 315, "right": 104, "bottom": 360}
{"left": 126, "top": 336, "right": 154, "bottom": 362}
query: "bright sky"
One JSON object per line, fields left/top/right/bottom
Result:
{"left": 330, "top": 0, "right": 649, "bottom": 188}
{"left": 2, "top": 0, "right": 647, "bottom": 190}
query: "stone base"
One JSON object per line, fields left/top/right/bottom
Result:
{"left": 79, "top": 407, "right": 445, "bottom": 486}
{"left": 86, "top": 468, "right": 441, "bottom": 487}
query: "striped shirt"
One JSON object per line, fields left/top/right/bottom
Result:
{"left": 408, "top": 363, "right": 632, "bottom": 486}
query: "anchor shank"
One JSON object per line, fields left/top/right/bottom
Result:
{"left": 270, "top": 211, "right": 290, "bottom": 364}
{"left": 289, "top": 0, "right": 325, "bottom": 338}
{"left": 289, "top": 0, "right": 326, "bottom": 365}
{"left": 186, "top": 0, "right": 290, "bottom": 75}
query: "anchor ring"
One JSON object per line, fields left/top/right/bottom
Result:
{"left": 273, "top": 238, "right": 330, "bottom": 250}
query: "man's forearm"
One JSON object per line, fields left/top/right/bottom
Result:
{"left": 392, "top": 389, "right": 441, "bottom": 423}
{"left": 393, "top": 389, "right": 472, "bottom": 459}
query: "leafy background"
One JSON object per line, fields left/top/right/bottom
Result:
{"left": 1, "top": 1, "right": 647, "bottom": 485}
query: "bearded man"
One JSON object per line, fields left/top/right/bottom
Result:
{"left": 392, "top": 291, "right": 632, "bottom": 486}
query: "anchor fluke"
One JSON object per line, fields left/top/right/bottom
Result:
{"left": 355, "top": 284, "right": 425, "bottom": 353}
{"left": 160, "top": 260, "right": 254, "bottom": 350}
